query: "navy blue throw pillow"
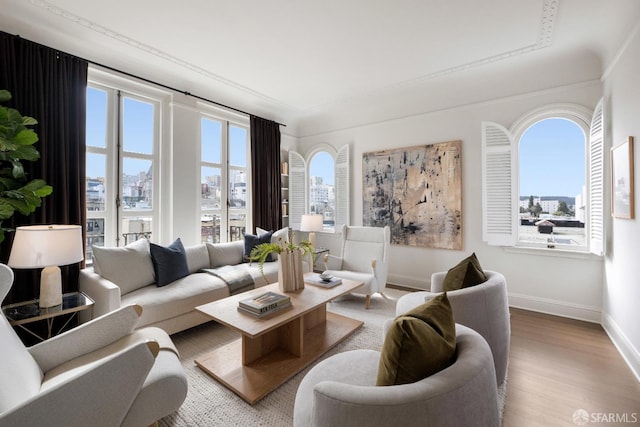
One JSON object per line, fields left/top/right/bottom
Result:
{"left": 243, "top": 231, "right": 273, "bottom": 262}
{"left": 150, "top": 238, "right": 190, "bottom": 287}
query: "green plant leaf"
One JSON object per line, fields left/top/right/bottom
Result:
{"left": 11, "top": 145, "right": 40, "bottom": 161}
{"left": 21, "top": 116, "right": 37, "bottom": 126}
{"left": 13, "top": 129, "right": 38, "bottom": 146}
{"left": 0, "top": 199, "right": 16, "bottom": 219}
{"left": 0, "top": 90, "right": 10, "bottom": 102}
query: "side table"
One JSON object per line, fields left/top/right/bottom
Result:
{"left": 2, "top": 292, "right": 94, "bottom": 342}
{"left": 312, "top": 247, "right": 330, "bottom": 272}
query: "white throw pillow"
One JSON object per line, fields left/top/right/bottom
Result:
{"left": 257, "top": 227, "right": 289, "bottom": 245}
{"left": 92, "top": 238, "right": 155, "bottom": 295}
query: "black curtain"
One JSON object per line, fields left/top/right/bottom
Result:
{"left": 250, "top": 115, "right": 282, "bottom": 233}
{"left": 0, "top": 32, "right": 88, "bottom": 304}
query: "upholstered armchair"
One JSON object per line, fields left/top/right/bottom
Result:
{"left": 293, "top": 324, "right": 500, "bottom": 427}
{"left": 322, "top": 225, "right": 390, "bottom": 308}
{"left": 0, "top": 264, "right": 188, "bottom": 427}
{"left": 396, "top": 270, "right": 511, "bottom": 386}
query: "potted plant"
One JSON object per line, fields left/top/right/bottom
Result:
{"left": 250, "top": 238, "right": 314, "bottom": 292}
{"left": 0, "top": 90, "right": 53, "bottom": 244}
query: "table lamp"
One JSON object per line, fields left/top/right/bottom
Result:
{"left": 300, "top": 214, "right": 324, "bottom": 248}
{"left": 8, "top": 225, "right": 84, "bottom": 308}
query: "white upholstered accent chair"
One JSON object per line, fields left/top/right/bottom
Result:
{"left": 293, "top": 324, "right": 500, "bottom": 427}
{"left": 322, "top": 225, "right": 390, "bottom": 308}
{"left": 396, "top": 270, "right": 511, "bottom": 386}
{"left": 0, "top": 264, "right": 188, "bottom": 427}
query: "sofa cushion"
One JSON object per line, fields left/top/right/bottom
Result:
{"left": 443, "top": 252, "right": 487, "bottom": 291}
{"left": 257, "top": 226, "right": 289, "bottom": 244}
{"left": 121, "top": 273, "right": 230, "bottom": 328}
{"left": 243, "top": 231, "right": 273, "bottom": 262}
{"left": 150, "top": 238, "right": 190, "bottom": 287}
{"left": 207, "top": 241, "right": 244, "bottom": 267}
{"left": 184, "top": 244, "right": 210, "bottom": 274}
{"left": 377, "top": 293, "right": 456, "bottom": 386}
{"left": 92, "top": 238, "right": 155, "bottom": 295}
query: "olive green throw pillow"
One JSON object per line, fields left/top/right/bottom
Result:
{"left": 442, "top": 252, "right": 487, "bottom": 291}
{"left": 376, "top": 293, "right": 456, "bottom": 386}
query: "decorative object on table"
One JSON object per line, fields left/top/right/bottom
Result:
{"left": 304, "top": 272, "right": 342, "bottom": 288}
{"left": 362, "top": 140, "right": 462, "bottom": 250}
{"left": 0, "top": 90, "right": 53, "bottom": 244}
{"left": 299, "top": 214, "right": 323, "bottom": 249}
{"left": 611, "top": 136, "right": 635, "bottom": 219}
{"left": 237, "top": 291, "right": 292, "bottom": 318}
{"left": 249, "top": 238, "right": 313, "bottom": 292}
{"left": 8, "top": 225, "right": 84, "bottom": 308}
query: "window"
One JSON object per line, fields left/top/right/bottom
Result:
{"left": 85, "top": 74, "right": 165, "bottom": 261}
{"left": 309, "top": 151, "right": 335, "bottom": 228}
{"left": 288, "top": 145, "right": 349, "bottom": 231}
{"left": 518, "top": 118, "right": 586, "bottom": 249}
{"left": 200, "top": 115, "right": 250, "bottom": 243}
{"left": 482, "top": 100, "right": 604, "bottom": 255}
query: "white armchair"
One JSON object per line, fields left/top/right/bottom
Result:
{"left": 0, "top": 264, "right": 188, "bottom": 427}
{"left": 323, "top": 225, "right": 390, "bottom": 309}
{"left": 293, "top": 325, "right": 500, "bottom": 427}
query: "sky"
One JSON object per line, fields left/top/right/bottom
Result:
{"left": 309, "top": 151, "right": 334, "bottom": 185}
{"left": 519, "top": 118, "right": 585, "bottom": 198}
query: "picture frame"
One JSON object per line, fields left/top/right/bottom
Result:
{"left": 611, "top": 136, "right": 635, "bottom": 219}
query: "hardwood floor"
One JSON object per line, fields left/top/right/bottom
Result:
{"left": 502, "top": 308, "right": 640, "bottom": 426}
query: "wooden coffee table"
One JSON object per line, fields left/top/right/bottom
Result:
{"left": 194, "top": 275, "right": 364, "bottom": 404}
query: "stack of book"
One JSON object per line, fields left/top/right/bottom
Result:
{"left": 237, "top": 291, "right": 291, "bottom": 318}
{"left": 305, "top": 274, "right": 343, "bottom": 288}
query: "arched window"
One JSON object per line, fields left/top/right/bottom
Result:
{"left": 309, "top": 151, "right": 335, "bottom": 228}
{"left": 482, "top": 100, "right": 604, "bottom": 255}
{"left": 288, "top": 145, "right": 349, "bottom": 231}
{"left": 518, "top": 118, "right": 586, "bottom": 249}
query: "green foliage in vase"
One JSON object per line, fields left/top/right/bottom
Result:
{"left": 249, "top": 238, "right": 314, "bottom": 279}
{"left": 0, "top": 90, "right": 53, "bottom": 243}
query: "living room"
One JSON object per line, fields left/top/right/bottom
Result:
{"left": 1, "top": 1, "right": 640, "bottom": 426}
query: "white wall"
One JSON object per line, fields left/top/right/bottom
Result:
{"left": 301, "top": 80, "right": 604, "bottom": 323}
{"left": 602, "top": 23, "right": 640, "bottom": 381}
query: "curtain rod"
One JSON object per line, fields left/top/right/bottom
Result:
{"left": 10, "top": 32, "right": 286, "bottom": 127}
{"left": 91, "top": 60, "right": 286, "bottom": 128}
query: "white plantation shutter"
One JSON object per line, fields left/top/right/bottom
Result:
{"left": 335, "top": 145, "right": 350, "bottom": 227}
{"left": 482, "top": 122, "right": 517, "bottom": 246}
{"left": 288, "top": 150, "right": 307, "bottom": 230}
{"left": 588, "top": 98, "right": 605, "bottom": 256}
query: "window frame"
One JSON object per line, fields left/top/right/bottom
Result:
{"left": 198, "top": 102, "right": 251, "bottom": 243}
{"left": 86, "top": 67, "right": 170, "bottom": 259}
{"left": 512, "top": 107, "right": 591, "bottom": 251}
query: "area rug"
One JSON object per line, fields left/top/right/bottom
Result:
{"left": 159, "top": 288, "right": 506, "bottom": 426}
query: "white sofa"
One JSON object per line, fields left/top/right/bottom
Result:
{"left": 80, "top": 235, "right": 302, "bottom": 335}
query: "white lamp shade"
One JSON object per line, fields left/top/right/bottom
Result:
{"left": 8, "top": 225, "right": 84, "bottom": 268}
{"left": 300, "top": 214, "right": 324, "bottom": 232}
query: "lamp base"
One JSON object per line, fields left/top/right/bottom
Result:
{"left": 39, "top": 266, "right": 62, "bottom": 308}
{"left": 308, "top": 231, "right": 316, "bottom": 249}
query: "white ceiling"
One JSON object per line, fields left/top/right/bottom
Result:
{"left": 1, "top": 0, "right": 639, "bottom": 136}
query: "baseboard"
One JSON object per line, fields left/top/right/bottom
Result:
{"left": 507, "top": 292, "right": 601, "bottom": 323}
{"left": 601, "top": 313, "right": 640, "bottom": 383}
{"left": 386, "top": 274, "right": 430, "bottom": 291}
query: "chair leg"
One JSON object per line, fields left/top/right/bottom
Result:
{"left": 365, "top": 294, "right": 371, "bottom": 309}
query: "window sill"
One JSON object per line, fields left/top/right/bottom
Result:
{"left": 504, "top": 245, "right": 603, "bottom": 260}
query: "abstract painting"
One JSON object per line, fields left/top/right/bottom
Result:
{"left": 363, "top": 140, "right": 462, "bottom": 250}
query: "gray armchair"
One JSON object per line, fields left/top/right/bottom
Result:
{"left": 396, "top": 270, "right": 511, "bottom": 386}
{"left": 293, "top": 324, "right": 500, "bottom": 427}
{"left": 322, "top": 225, "right": 390, "bottom": 308}
{"left": 0, "top": 264, "right": 188, "bottom": 427}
